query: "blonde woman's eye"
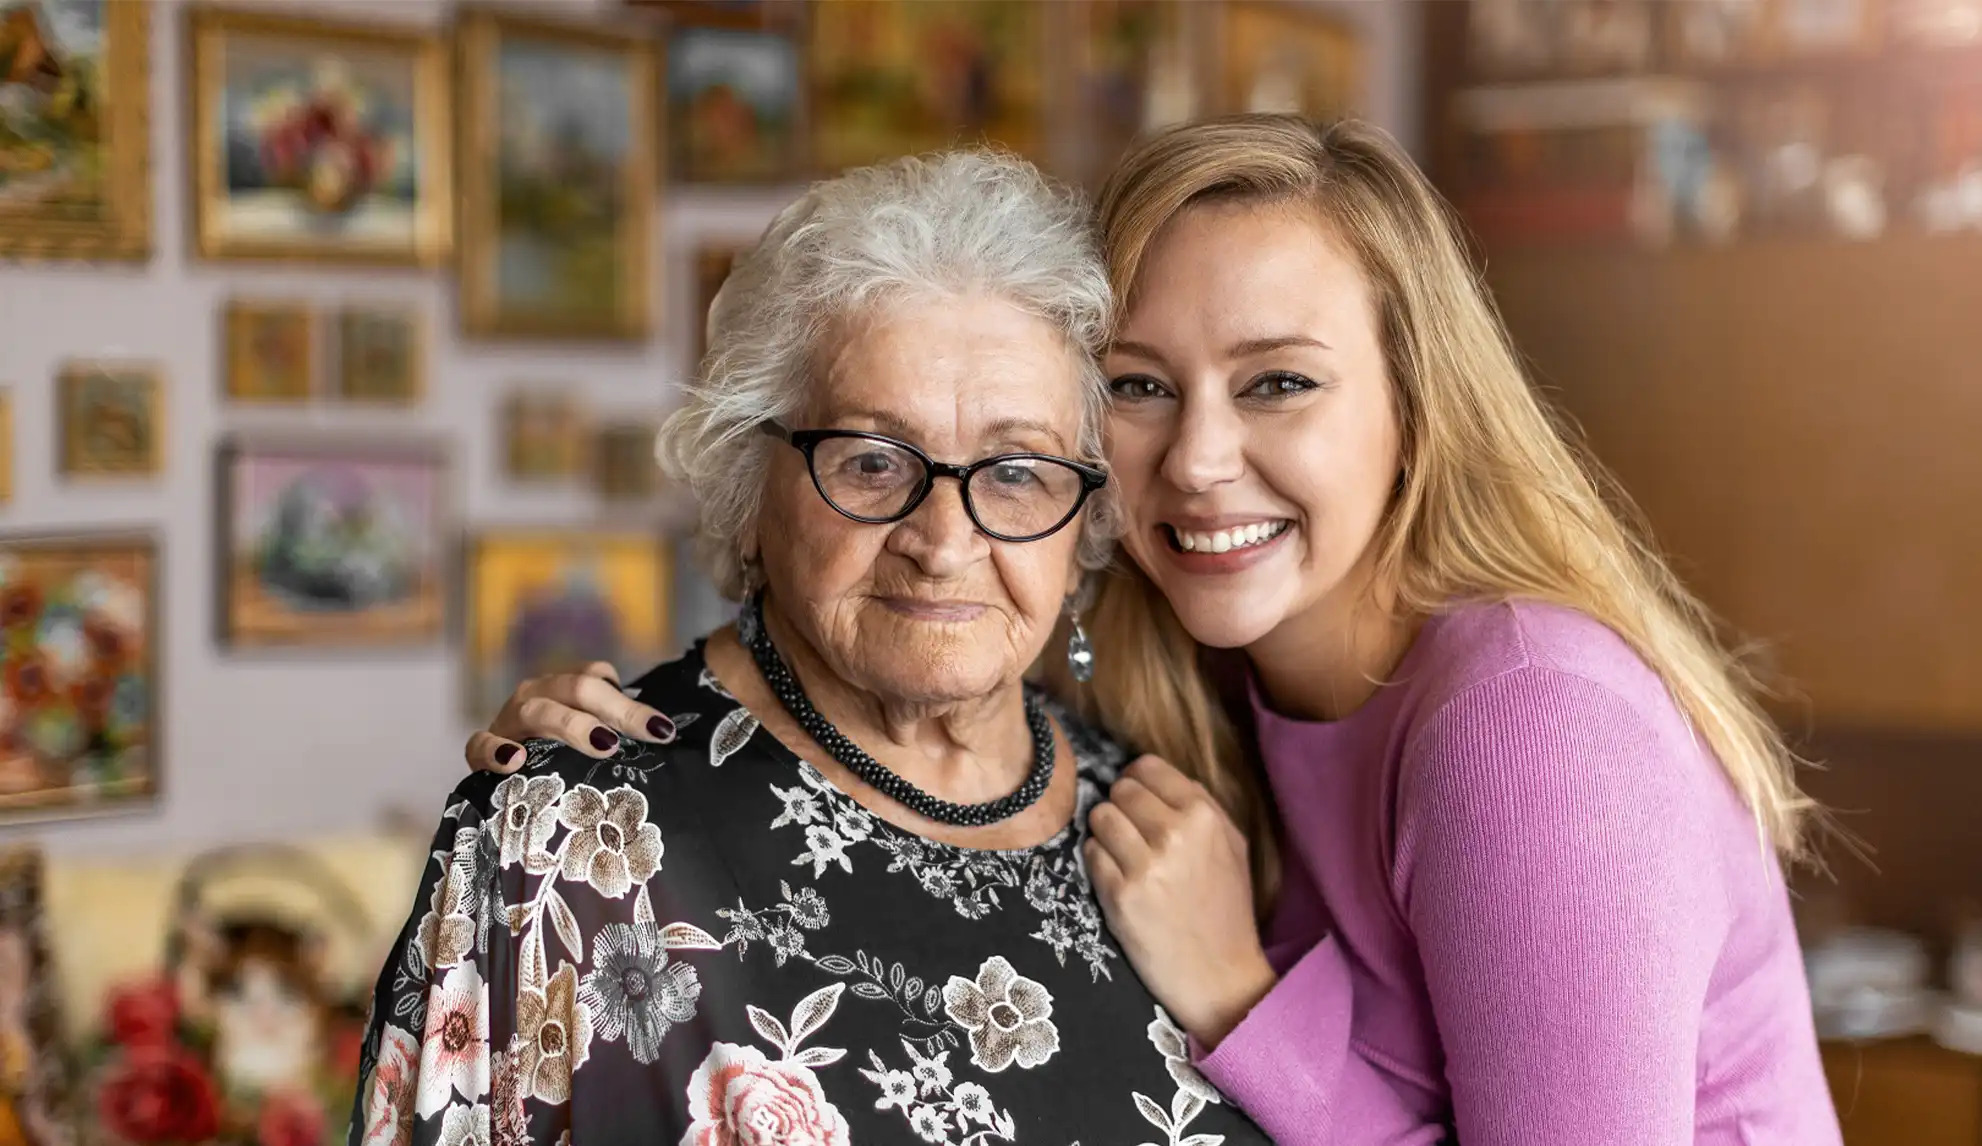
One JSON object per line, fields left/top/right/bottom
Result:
{"left": 1244, "top": 371, "right": 1318, "bottom": 399}
{"left": 1107, "top": 374, "right": 1170, "bottom": 401}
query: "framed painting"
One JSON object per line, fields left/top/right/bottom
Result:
{"left": 1071, "top": 0, "right": 1197, "bottom": 186}
{"left": 223, "top": 299, "right": 314, "bottom": 403}
{"left": 503, "top": 391, "right": 589, "bottom": 481}
{"left": 457, "top": 10, "right": 658, "bottom": 340}
{"left": 57, "top": 361, "right": 161, "bottom": 477}
{"left": 690, "top": 243, "right": 740, "bottom": 366}
{"left": 335, "top": 306, "right": 422, "bottom": 404}
{"left": 669, "top": 22, "right": 804, "bottom": 182}
{"left": 808, "top": 0, "right": 1048, "bottom": 172}
{"left": 0, "top": 531, "right": 159, "bottom": 821}
{"left": 464, "top": 529, "right": 670, "bottom": 718}
{"left": 0, "top": 0, "right": 150, "bottom": 260}
{"left": 596, "top": 421, "right": 662, "bottom": 500}
{"left": 187, "top": 6, "right": 452, "bottom": 265}
{"left": 1215, "top": 1, "right": 1360, "bottom": 121}
{"left": 216, "top": 436, "right": 447, "bottom": 648}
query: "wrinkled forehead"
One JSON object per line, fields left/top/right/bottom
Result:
{"left": 802, "top": 297, "right": 1088, "bottom": 457}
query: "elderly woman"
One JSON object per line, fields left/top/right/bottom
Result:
{"left": 350, "top": 153, "right": 1273, "bottom": 1145}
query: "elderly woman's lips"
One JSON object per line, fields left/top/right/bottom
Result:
{"left": 880, "top": 598, "right": 988, "bottom": 622}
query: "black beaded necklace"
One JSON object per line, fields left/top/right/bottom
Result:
{"left": 741, "top": 594, "right": 1055, "bottom": 828}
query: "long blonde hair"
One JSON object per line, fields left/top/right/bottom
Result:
{"left": 1055, "top": 115, "right": 1816, "bottom": 906}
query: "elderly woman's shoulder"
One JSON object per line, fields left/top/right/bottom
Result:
{"left": 446, "top": 645, "right": 763, "bottom": 819}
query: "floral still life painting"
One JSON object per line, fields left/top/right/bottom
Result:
{"left": 189, "top": 8, "right": 451, "bottom": 264}
{"left": 217, "top": 438, "right": 446, "bottom": 648}
{"left": 0, "top": 0, "right": 150, "bottom": 259}
{"left": 0, "top": 533, "right": 156, "bottom": 822}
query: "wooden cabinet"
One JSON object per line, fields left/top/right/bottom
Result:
{"left": 1824, "top": 1038, "right": 1982, "bottom": 1145}
{"left": 1482, "top": 238, "right": 1982, "bottom": 731}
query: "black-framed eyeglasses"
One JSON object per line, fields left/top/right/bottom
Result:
{"left": 760, "top": 423, "right": 1108, "bottom": 543}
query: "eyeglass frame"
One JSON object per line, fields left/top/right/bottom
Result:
{"left": 758, "top": 422, "right": 1108, "bottom": 543}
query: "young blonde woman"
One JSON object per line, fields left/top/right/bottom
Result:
{"left": 465, "top": 117, "right": 1840, "bottom": 1145}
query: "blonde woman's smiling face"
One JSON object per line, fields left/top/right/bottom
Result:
{"left": 1102, "top": 200, "right": 1403, "bottom": 650}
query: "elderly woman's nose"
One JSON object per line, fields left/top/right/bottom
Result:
{"left": 890, "top": 480, "right": 986, "bottom": 573}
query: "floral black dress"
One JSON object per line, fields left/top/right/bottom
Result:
{"left": 349, "top": 644, "right": 1271, "bottom": 1146}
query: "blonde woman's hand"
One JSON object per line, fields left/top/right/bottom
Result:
{"left": 465, "top": 661, "right": 678, "bottom": 774}
{"left": 1083, "top": 755, "right": 1279, "bottom": 1051}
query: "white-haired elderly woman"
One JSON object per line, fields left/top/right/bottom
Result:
{"left": 350, "top": 152, "right": 1272, "bottom": 1146}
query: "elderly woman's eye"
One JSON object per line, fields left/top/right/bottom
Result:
{"left": 1107, "top": 374, "right": 1170, "bottom": 401}
{"left": 986, "top": 462, "right": 1041, "bottom": 488}
{"left": 1244, "top": 371, "right": 1319, "bottom": 399}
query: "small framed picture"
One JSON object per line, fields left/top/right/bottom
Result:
{"left": 216, "top": 436, "right": 448, "bottom": 648}
{"left": 504, "top": 392, "right": 591, "bottom": 482}
{"left": 669, "top": 23, "right": 804, "bottom": 183}
{"left": 336, "top": 307, "right": 423, "bottom": 404}
{"left": 465, "top": 529, "right": 672, "bottom": 718}
{"left": 597, "top": 422, "right": 662, "bottom": 500}
{"left": 690, "top": 244, "right": 742, "bottom": 367}
{"left": 187, "top": 7, "right": 453, "bottom": 265}
{"left": 224, "top": 300, "right": 315, "bottom": 403}
{"left": 1214, "top": 1, "right": 1361, "bottom": 120}
{"left": 0, "top": 531, "right": 160, "bottom": 820}
{"left": 58, "top": 362, "right": 163, "bottom": 478}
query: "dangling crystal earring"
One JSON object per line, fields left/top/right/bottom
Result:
{"left": 1066, "top": 612, "right": 1095, "bottom": 683}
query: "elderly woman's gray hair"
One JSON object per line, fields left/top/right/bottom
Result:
{"left": 657, "top": 149, "right": 1118, "bottom": 600}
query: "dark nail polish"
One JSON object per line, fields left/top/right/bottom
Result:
{"left": 495, "top": 743, "right": 519, "bottom": 767}
{"left": 589, "top": 726, "right": 617, "bottom": 752}
{"left": 647, "top": 715, "right": 674, "bottom": 741}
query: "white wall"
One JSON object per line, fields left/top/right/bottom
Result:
{"left": 0, "top": 0, "right": 1422, "bottom": 860}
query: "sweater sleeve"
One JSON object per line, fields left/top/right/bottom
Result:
{"left": 1194, "top": 937, "right": 1445, "bottom": 1146}
{"left": 1394, "top": 666, "right": 1731, "bottom": 1146}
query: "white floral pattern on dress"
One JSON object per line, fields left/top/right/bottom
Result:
{"left": 578, "top": 921, "right": 702, "bottom": 1064}
{"left": 435, "top": 1102, "right": 491, "bottom": 1146}
{"left": 1133, "top": 1006, "right": 1227, "bottom": 1146}
{"left": 490, "top": 774, "right": 565, "bottom": 874}
{"left": 943, "top": 956, "right": 1059, "bottom": 1073}
{"left": 515, "top": 964, "right": 593, "bottom": 1105}
{"left": 558, "top": 784, "right": 665, "bottom": 898}
{"left": 359, "top": 1024, "right": 420, "bottom": 1146}
{"left": 416, "top": 963, "right": 491, "bottom": 1117}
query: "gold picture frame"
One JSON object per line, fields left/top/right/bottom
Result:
{"left": 503, "top": 391, "right": 590, "bottom": 481}
{"left": 0, "top": 531, "right": 161, "bottom": 821}
{"left": 187, "top": 6, "right": 453, "bottom": 265}
{"left": 0, "top": 0, "right": 152, "bottom": 260}
{"left": 596, "top": 421, "right": 662, "bottom": 500}
{"left": 336, "top": 306, "right": 423, "bottom": 404}
{"left": 224, "top": 299, "right": 315, "bottom": 403}
{"left": 457, "top": 9, "right": 659, "bottom": 340}
{"left": 58, "top": 361, "right": 163, "bottom": 478}
{"left": 1214, "top": 1, "right": 1361, "bottom": 121}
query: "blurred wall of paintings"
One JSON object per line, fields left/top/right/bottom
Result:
{"left": 0, "top": 2, "right": 1379, "bottom": 1142}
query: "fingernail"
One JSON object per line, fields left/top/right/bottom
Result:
{"left": 589, "top": 726, "right": 617, "bottom": 752}
{"left": 495, "top": 744, "right": 519, "bottom": 767}
{"left": 647, "top": 715, "right": 674, "bottom": 741}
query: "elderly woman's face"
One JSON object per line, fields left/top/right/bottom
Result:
{"left": 755, "top": 295, "right": 1087, "bottom": 706}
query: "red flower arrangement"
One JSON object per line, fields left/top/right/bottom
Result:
{"left": 253, "top": 83, "right": 396, "bottom": 214}
{"left": 97, "top": 1045, "right": 222, "bottom": 1145}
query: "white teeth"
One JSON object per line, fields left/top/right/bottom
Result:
{"left": 1172, "top": 521, "right": 1287, "bottom": 554}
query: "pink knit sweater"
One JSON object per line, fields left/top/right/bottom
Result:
{"left": 1193, "top": 602, "right": 1842, "bottom": 1145}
